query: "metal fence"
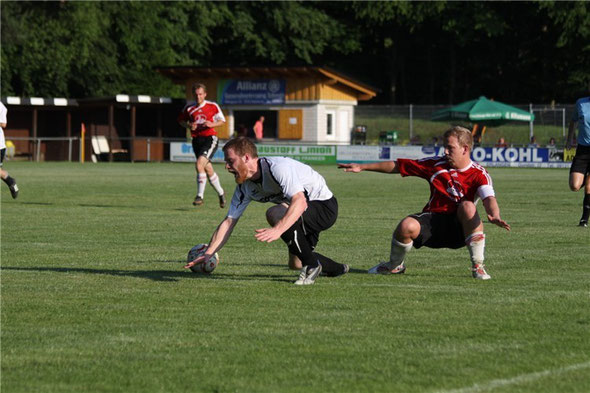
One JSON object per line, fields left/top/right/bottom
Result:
{"left": 355, "top": 103, "right": 574, "bottom": 139}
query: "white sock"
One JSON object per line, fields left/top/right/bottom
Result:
{"left": 387, "top": 237, "right": 413, "bottom": 268}
{"left": 208, "top": 173, "right": 224, "bottom": 196}
{"left": 465, "top": 232, "right": 485, "bottom": 266}
{"left": 197, "top": 173, "right": 207, "bottom": 198}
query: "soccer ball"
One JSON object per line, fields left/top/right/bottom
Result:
{"left": 187, "top": 243, "right": 219, "bottom": 274}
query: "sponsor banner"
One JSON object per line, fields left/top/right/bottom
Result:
{"left": 337, "top": 145, "right": 440, "bottom": 162}
{"left": 172, "top": 143, "right": 570, "bottom": 168}
{"left": 170, "top": 142, "right": 336, "bottom": 164}
{"left": 478, "top": 162, "right": 570, "bottom": 168}
{"left": 563, "top": 148, "right": 576, "bottom": 162}
{"left": 256, "top": 145, "right": 336, "bottom": 164}
{"left": 170, "top": 142, "right": 225, "bottom": 163}
{"left": 218, "top": 79, "right": 285, "bottom": 105}
{"left": 338, "top": 145, "right": 556, "bottom": 164}
{"left": 471, "top": 147, "right": 549, "bottom": 163}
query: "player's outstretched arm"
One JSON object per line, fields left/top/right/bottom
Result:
{"left": 483, "top": 197, "right": 511, "bottom": 231}
{"left": 184, "top": 216, "right": 239, "bottom": 268}
{"left": 338, "top": 161, "right": 399, "bottom": 173}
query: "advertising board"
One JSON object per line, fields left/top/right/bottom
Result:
{"left": 217, "top": 79, "right": 286, "bottom": 105}
{"left": 171, "top": 143, "right": 571, "bottom": 168}
{"left": 170, "top": 143, "right": 336, "bottom": 164}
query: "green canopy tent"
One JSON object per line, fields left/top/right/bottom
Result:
{"left": 431, "top": 96, "right": 535, "bottom": 144}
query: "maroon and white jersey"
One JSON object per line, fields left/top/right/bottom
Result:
{"left": 397, "top": 156, "right": 495, "bottom": 214}
{"left": 178, "top": 100, "right": 225, "bottom": 138}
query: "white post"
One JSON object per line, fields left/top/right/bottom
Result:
{"left": 562, "top": 108, "right": 566, "bottom": 138}
{"left": 36, "top": 139, "right": 41, "bottom": 162}
{"left": 68, "top": 137, "right": 73, "bottom": 162}
{"left": 409, "top": 104, "right": 414, "bottom": 139}
{"left": 529, "top": 103, "right": 534, "bottom": 139}
{"left": 147, "top": 138, "right": 151, "bottom": 162}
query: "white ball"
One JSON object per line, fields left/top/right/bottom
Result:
{"left": 187, "top": 244, "right": 219, "bottom": 274}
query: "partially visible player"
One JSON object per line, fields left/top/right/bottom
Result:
{"left": 178, "top": 83, "right": 226, "bottom": 208}
{"left": 566, "top": 87, "right": 590, "bottom": 228}
{"left": 0, "top": 101, "right": 19, "bottom": 199}
{"left": 339, "top": 126, "right": 510, "bottom": 280}
{"left": 185, "top": 137, "right": 349, "bottom": 285}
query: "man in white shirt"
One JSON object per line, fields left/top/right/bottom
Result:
{"left": 0, "top": 102, "right": 19, "bottom": 199}
{"left": 185, "top": 137, "right": 348, "bottom": 285}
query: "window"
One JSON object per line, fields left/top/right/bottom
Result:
{"left": 326, "top": 112, "right": 334, "bottom": 136}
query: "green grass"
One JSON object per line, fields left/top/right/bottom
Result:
{"left": 355, "top": 116, "right": 565, "bottom": 147}
{"left": 1, "top": 162, "right": 589, "bottom": 393}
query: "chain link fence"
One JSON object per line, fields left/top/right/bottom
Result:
{"left": 355, "top": 103, "right": 575, "bottom": 147}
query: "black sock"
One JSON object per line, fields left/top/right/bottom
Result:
{"left": 2, "top": 175, "right": 15, "bottom": 186}
{"left": 313, "top": 252, "right": 345, "bottom": 276}
{"left": 582, "top": 193, "right": 590, "bottom": 222}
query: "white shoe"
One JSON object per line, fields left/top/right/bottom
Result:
{"left": 368, "top": 261, "right": 406, "bottom": 275}
{"left": 294, "top": 264, "right": 322, "bottom": 285}
{"left": 472, "top": 263, "right": 491, "bottom": 280}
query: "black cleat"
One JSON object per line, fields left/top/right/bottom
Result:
{"left": 579, "top": 219, "right": 588, "bottom": 228}
{"left": 9, "top": 183, "right": 19, "bottom": 199}
{"left": 192, "top": 196, "right": 203, "bottom": 206}
{"left": 219, "top": 194, "right": 226, "bottom": 208}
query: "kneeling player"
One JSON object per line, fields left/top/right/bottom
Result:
{"left": 185, "top": 137, "right": 348, "bottom": 285}
{"left": 339, "top": 126, "right": 510, "bottom": 280}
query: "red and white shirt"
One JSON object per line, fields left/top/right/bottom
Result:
{"left": 178, "top": 100, "right": 225, "bottom": 138}
{"left": 397, "top": 156, "right": 495, "bottom": 214}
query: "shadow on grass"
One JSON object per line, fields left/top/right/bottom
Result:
{"left": 18, "top": 202, "right": 205, "bottom": 211}
{"left": 0, "top": 266, "right": 292, "bottom": 283}
{"left": 241, "top": 263, "right": 367, "bottom": 274}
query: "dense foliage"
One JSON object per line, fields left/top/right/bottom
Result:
{"left": 2, "top": 1, "right": 589, "bottom": 104}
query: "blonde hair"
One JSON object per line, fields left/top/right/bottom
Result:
{"left": 443, "top": 126, "right": 473, "bottom": 149}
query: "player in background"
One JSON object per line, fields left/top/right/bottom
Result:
{"left": 178, "top": 83, "right": 226, "bottom": 208}
{"left": 566, "top": 86, "right": 590, "bottom": 228}
{"left": 339, "top": 126, "right": 510, "bottom": 280}
{"left": 0, "top": 101, "right": 19, "bottom": 199}
{"left": 185, "top": 137, "right": 349, "bottom": 285}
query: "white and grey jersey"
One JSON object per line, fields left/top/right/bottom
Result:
{"left": 227, "top": 157, "right": 334, "bottom": 219}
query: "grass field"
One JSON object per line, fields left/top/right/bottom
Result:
{"left": 1, "top": 162, "right": 589, "bottom": 393}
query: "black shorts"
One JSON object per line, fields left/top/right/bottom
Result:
{"left": 570, "top": 144, "right": 590, "bottom": 175}
{"left": 192, "top": 135, "right": 219, "bottom": 160}
{"left": 0, "top": 148, "right": 5, "bottom": 166}
{"left": 409, "top": 211, "right": 465, "bottom": 249}
{"left": 299, "top": 196, "right": 338, "bottom": 249}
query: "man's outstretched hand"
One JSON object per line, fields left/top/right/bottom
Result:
{"left": 184, "top": 255, "right": 206, "bottom": 269}
{"left": 338, "top": 163, "right": 362, "bottom": 173}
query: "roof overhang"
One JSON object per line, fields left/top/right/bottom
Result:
{"left": 155, "top": 66, "right": 378, "bottom": 101}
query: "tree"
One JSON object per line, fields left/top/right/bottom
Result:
{"left": 2, "top": 1, "right": 589, "bottom": 103}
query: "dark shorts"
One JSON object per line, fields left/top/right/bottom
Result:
{"left": 0, "top": 148, "right": 5, "bottom": 166}
{"left": 192, "top": 135, "right": 219, "bottom": 160}
{"left": 299, "top": 196, "right": 338, "bottom": 249}
{"left": 570, "top": 144, "right": 590, "bottom": 175}
{"left": 409, "top": 211, "right": 465, "bottom": 249}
